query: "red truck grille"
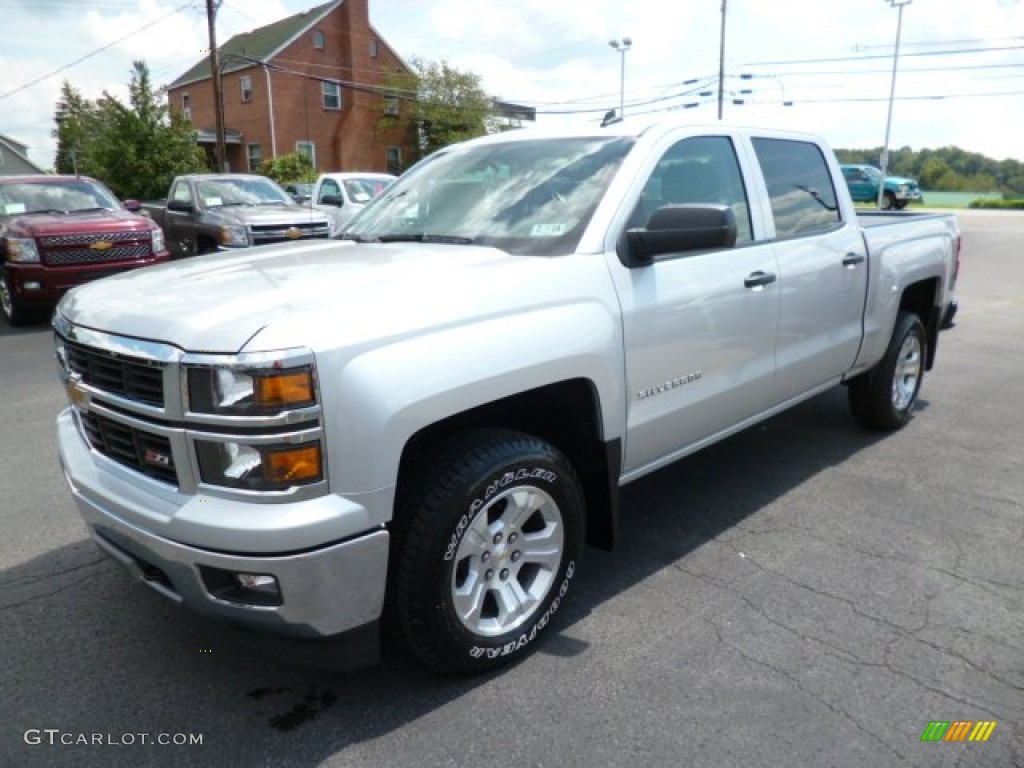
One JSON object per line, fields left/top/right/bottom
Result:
{"left": 80, "top": 410, "right": 177, "bottom": 485}
{"left": 65, "top": 341, "right": 165, "bottom": 407}
{"left": 40, "top": 231, "right": 152, "bottom": 266}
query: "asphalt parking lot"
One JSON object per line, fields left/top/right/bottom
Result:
{"left": 1, "top": 210, "right": 1021, "bottom": 768}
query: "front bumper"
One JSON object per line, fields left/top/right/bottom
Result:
{"left": 57, "top": 408, "right": 390, "bottom": 642}
{"left": 5, "top": 254, "right": 169, "bottom": 306}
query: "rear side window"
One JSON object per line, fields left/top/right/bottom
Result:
{"left": 753, "top": 138, "right": 841, "bottom": 239}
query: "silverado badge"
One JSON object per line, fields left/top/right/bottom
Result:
{"left": 89, "top": 241, "right": 114, "bottom": 251}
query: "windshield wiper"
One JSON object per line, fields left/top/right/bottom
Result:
{"left": 67, "top": 207, "right": 110, "bottom": 214}
{"left": 375, "top": 234, "right": 476, "bottom": 245}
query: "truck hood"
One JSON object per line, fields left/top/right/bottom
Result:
{"left": 205, "top": 204, "right": 330, "bottom": 226}
{"left": 4, "top": 209, "right": 156, "bottom": 236}
{"left": 885, "top": 175, "right": 919, "bottom": 187}
{"left": 57, "top": 240, "right": 602, "bottom": 353}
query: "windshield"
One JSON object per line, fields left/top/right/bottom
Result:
{"left": 197, "top": 177, "right": 294, "bottom": 208}
{"left": 343, "top": 177, "right": 393, "bottom": 204}
{"left": 0, "top": 178, "right": 121, "bottom": 215}
{"left": 346, "top": 136, "right": 634, "bottom": 256}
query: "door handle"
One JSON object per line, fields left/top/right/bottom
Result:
{"left": 744, "top": 271, "right": 777, "bottom": 289}
{"left": 842, "top": 253, "right": 866, "bottom": 267}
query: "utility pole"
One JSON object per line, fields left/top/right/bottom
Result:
{"left": 206, "top": 0, "right": 227, "bottom": 172}
{"left": 718, "top": 0, "right": 727, "bottom": 120}
{"left": 878, "top": 0, "right": 911, "bottom": 209}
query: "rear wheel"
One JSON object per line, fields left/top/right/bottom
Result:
{"left": 849, "top": 311, "right": 926, "bottom": 430}
{"left": 390, "top": 429, "right": 584, "bottom": 674}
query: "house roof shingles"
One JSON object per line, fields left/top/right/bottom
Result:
{"left": 169, "top": 0, "right": 341, "bottom": 88}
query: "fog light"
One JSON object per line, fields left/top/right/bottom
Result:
{"left": 198, "top": 565, "right": 283, "bottom": 606}
{"left": 24, "top": 281, "right": 42, "bottom": 291}
{"left": 236, "top": 573, "right": 278, "bottom": 592}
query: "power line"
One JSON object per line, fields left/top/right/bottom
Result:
{"left": 0, "top": 1, "right": 193, "bottom": 101}
{"left": 743, "top": 44, "right": 1024, "bottom": 67}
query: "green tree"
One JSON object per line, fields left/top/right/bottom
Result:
{"left": 382, "top": 58, "right": 499, "bottom": 163}
{"left": 258, "top": 152, "right": 317, "bottom": 185}
{"left": 54, "top": 61, "right": 206, "bottom": 199}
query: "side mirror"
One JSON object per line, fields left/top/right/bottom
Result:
{"left": 319, "top": 194, "right": 344, "bottom": 207}
{"left": 619, "top": 204, "right": 737, "bottom": 268}
{"left": 122, "top": 199, "right": 142, "bottom": 212}
{"left": 167, "top": 199, "right": 195, "bottom": 213}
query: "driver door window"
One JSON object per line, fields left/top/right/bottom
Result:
{"left": 630, "top": 136, "right": 753, "bottom": 245}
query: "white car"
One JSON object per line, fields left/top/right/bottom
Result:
{"left": 310, "top": 172, "right": 396, "bottom": 235}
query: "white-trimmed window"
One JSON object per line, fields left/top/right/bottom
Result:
{"left": 181, "top": 93, "right": 191, "bottom": 120}
{"left": 383, "top": 97, "right": 400, "bottom": 116}
{"left": 240, "top": 75, "right": 253, "bottom": 103}
{"left": 322, "top": 81, "right": 341, "bottom": 110}
{"left": 386, "top": 146, "right": 402, "bottom": 176}
{"left": 313, "top": 30, "right": 325, "bottom": 50}
{"left": 247, "top": 143, "right": 262, "bottom": 172}
{"left": 296, "top": 141, "right": 316, "bottom": 167}
{"left": 369, "top": 39, "right": 379, "bottom": 58}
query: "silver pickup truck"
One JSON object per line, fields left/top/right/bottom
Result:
{"left": 53, "top": 120, "right": 959, "bottom": 674}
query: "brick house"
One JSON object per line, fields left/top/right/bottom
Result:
{"left": 167, "top": 0, "right": 414, "bottom": 175}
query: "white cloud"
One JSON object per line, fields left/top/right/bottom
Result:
{"left": 3, "top": 0, "right": 1022, "bottom": 169}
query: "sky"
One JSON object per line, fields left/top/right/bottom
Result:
{"left": 2, "top": 0, "right": 1022, "bottom": 171}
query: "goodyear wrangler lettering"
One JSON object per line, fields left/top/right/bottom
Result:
{"left": 469, "top": 561, "right": 575, "bottom": 659}
{"left": 445, "top": 468, "right": 558, "bottom": 561}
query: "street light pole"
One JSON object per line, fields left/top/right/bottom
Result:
{"left": 718, "top": 0, "right": 727, "bottom": 120}
{"left": 878, "top": 0, "right": 912, "bottom": 209}
{"left": 608, "top": 37, "right": 632, "bottom": 121}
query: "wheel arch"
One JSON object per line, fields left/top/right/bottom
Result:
{"left": 395, "top": 378, "right": 621, "bottom": 552}
{"left": 898, "top": 277, "right": 941, "bottom": 370}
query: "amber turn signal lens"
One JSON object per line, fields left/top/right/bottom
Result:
{"left": 254, "top": 370, "right": 314, "bottom": 408}
{"left": 264, "top": 444, "right": 322, "bottom": 484}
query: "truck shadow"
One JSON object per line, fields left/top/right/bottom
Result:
{"left": 2, "top": 386, "right": 900, "bottom": 767}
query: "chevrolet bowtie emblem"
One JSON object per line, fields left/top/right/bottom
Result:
{"left": 286, "top": 227, "right": 302, "bottom": 239}
{"left": 89, "top": 240, "right": 113, "bottom": 251}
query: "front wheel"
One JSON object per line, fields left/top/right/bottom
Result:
{"left": 0, "top": 273, "right": 33, "bottom": 326}
{"left": 390, "top": 429, "right": 585, "bottom": 674}
{"left": 881, "top": 191, "right": 896, "bottom": 210}
{"left": 848, "top": 311, "right": 926, "bottom": 430}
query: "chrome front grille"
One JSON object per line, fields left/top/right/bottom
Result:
{"left": 250, "top": 222, "right": 330, "bottom": 245}
{"left": 46, "top": 244, "right": 151, "bottom": 265}
{"left": 65, "top": 341, "right": 165, "bottom": 407}
{"left": 40, "top": 230, "right": 152, "bottom": 266}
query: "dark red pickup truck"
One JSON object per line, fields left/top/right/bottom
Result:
{"left": 1, "top": 175, "right": 170, "bottom": 325}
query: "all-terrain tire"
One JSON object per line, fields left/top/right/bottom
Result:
{"left": 390, "top": 429, "right": 585, "bottom": 674}
{"left": 849, "top": 311, "right": 926, "bottom": 431}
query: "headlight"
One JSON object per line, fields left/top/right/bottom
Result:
{"left": 219, "top": 225, "right": 249, "bottom": 247}
{"left": 6, "top": 237, "right": 40, "bottom": 263}
{"left": 196, "top": 439, "right": 322, "bottom": 490}
{"left": 151, "top": 227, "right": 166, "bottom": 254}
{"left": 188, "top": 365, "right": 316, "bottom": 416}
